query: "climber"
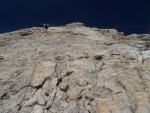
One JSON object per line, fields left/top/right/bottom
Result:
{"left": 42, "top": 23, "right": 50, "bottom": 29}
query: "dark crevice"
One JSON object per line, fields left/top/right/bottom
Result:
{"left": 46, "top": 107, "right": 50, "bottom": 110}
{"left": 18, "top": 106, "right": 22, "bottom": 111}
{"left": 0, "top": 93, "right": 7, "bottom": 99}
{"left": 60, "top": 85, "right": 69, "bottom": 92}
{"left": 85, "top": 96, "right": 89, "bottom": 100}
{"left": 44, "top": 92, "right": 49, "bottom": 96}
{"left": 34, "top": 77, "right": 50, "bottom": 90}
{"left": 94, "top": 55, "right": 103, "bottom": 61}
{"left": 110, "top": 53, "right": 120, "bottom": 56}
{"left": 85, "top": 96, "right": 94, "bottom": 101}
{"left": 114, "top": 92, "right": 122, "bottom": 94}
{"left": 134, "top": 68, "right": 142, "bottom": 79}
{"left": 65, "top": 71, "right": 74, "bottom": 77}
{"left": 116, "top": 81, "right": 126, "bottom": 90}
{"left": 55, "top": 56, "right": 64, "bottom": 60}
{"left": 77, "top": 95, "right": 82, "bottom": 100}
{"left": 78, "top": 56, "right": 89, "bottom": 59}
{"left": 35, "top": 84, "right": 43, "bottom": 90}
{"left": 19, "top": 31, "right": 33, "bottom": 36}
{"left": 0, "top": 56, "right": 4, "bottom": 61}
{"left": 104, "top": 42, "right": 114, "bottom": 46}
{"left": 57, "top": 77, "right": 62, "bottom": 86}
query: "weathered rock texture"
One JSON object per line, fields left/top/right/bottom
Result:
{"left": 0, "top": 22, "right": 150, "bottom": 113}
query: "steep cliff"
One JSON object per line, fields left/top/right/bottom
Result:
{"left": 0, "top": 23, "right": 150, "bottom": 113}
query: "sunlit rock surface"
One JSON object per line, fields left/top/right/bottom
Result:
{"left": 0, "top": 22, "right": 150, "bottom": 113}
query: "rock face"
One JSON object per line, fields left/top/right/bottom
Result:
{"left": 0, "top": 22, "right": 150, "bottom": 113}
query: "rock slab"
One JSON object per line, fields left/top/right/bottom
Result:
{"left": 0, "top": 22, "right": 150, "bottom": 113}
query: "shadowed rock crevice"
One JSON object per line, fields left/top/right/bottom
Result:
{"left": 94, "top": 55, "right": 103, "bottom": 61}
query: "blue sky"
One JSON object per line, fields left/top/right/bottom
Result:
{"left": 0, "top": 0, "right": 149, "bottom": 34}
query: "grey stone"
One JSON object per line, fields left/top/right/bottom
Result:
{"left": 67, "top": 84, "right": 82, "bottom": 100}
{"left": 31, "top": 61, "right": 56, "bottom": 87}
{"left": 136, "top": 105, "right": 150, "bottom": 113}
{"left": 24, "top": 96, "right": 37, "bottom": 106}
{"left": 0, "top": 23, "right": 150, "bottom": 113}
{"left": 35, "top": 89, "right": 46, "bottom": 105}
{"left": 141, "top": 50, "right": 150, "bottom": 59}
{"left": 33, "top": 105, "right": 43, "bottom": 113}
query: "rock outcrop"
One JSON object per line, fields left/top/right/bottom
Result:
{"left": 0, "top": 22, "right": 150, "bottom": 113}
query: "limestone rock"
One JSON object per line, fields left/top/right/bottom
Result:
{"left": 31, "top": 61, "right": 56, "bottom": 87}
{"left": 24, "top": 96, "right": 37, "bottom": 106}
{"left": 32, "top": 105, "right": 43, "bottom": 113}
{"left": 0, "top": 23, "right": 150, "bottom": 113}
{"left": 35, "top": 89, "right": 46, "bottom": 105}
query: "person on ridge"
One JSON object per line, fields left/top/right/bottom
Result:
{"left": 42, "top": 23, "right": 50, "bottom": 29}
